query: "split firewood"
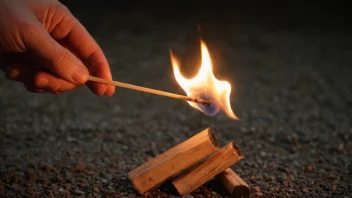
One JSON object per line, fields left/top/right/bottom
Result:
{"left": 217, "top": 168, "right": 249, "bottom": 198}
{"left": 172, "top": 142, "right": 244, "bottom": 195}
{"left": 128, "top": 128, "right": 219, "bottom": 195}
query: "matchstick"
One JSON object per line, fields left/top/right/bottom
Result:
{"left": 216, "top": 168, "right": 249, "bottom": 198}
{"left": 172, "top": 142, "right": 244, "bottom": 195}
{"left": 88, "top": 76, "right": 212, "bottom": 106}
{"left": 128, "top": 128, "right": 219, "bottom": 195}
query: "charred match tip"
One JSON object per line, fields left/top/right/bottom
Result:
{"left": 185, "top": 97, "right": 212, "bottom": 106}
{"left": 197, "top": 99, "right": 212, "bottom": 106}
{"left": 203, "top": 99, "right": 213, "bottom": 106}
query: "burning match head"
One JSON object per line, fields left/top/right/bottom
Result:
{"left": 203, "top": 99, "right": 213, "bottom": 106}
{"left": 188, "top": 98, "right": 213, "bottom": 106}
{"left": 183, "top": 97, "right": 212, "bottom": 106}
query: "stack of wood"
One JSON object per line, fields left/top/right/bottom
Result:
{"left": 128, "top": 128, "right": 249, "bottom": 198}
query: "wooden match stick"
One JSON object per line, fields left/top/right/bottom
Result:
{"left": 88, "top": 76, "right": 212, "bottom": 106}
{"left": 217, "top": 168, "right": 249, "bottom": 198}
{"left": 128, "top": 128, "right": 219, "bottom": 195}
{"left": 172, "top": 142, "right": 244, "bottom": 195}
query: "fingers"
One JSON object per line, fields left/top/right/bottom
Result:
{"left": 4, "top": 64, "right": 47, "bottom": 93}
{"left": 5, "top": 64, "right": 33, "bottom": 82}
{"left": 5, "top": 64, "right": 80, "bottom": 94}
{"left": 29, "top": 71, "right": 81, "bottom": 93}
{"left": 85, "top": 52, "right": 115, "bottom": 96}
{"left": 22, "top": 23, "right": 89, "bottom": 85}
{"left": 66, "top": 24, "right": 115, "bottom": 96}
{"left": 48, "top": 6, "right": 115, "bottom": 96}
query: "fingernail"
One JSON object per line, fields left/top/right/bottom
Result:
{"left": 37, "top": 77, "right": 49, "bottom": 87}
{"left": 5, "top": 68, "right": 20, "bottom": 80}
{"left": 72, "top": 66, "right": 88, "bottom": 84}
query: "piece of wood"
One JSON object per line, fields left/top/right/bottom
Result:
{"left": 128, "top": 128, "right": 219, "bottom": 195}
{"left": 216, "top": 168, "right": 249, "bottom": 198}
{"left": 88, "top": 76, "right": 212, "bottom": 106}
{"left": 172, "top": 142, "right": 244, "bottom": 195}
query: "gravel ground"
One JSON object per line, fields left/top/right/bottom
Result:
{"left": 1, "top": 2, "right": 351, "bottom": 197}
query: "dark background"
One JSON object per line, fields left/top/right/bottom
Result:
{"left": 62, "top": 1, "right": 351, "bottom": 30}
{"left": 1, "top": 1, "right": 351, "bottom": 197}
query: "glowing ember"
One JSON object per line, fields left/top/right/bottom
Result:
{"left": 170, "top": 40, "right": 238, "bottom": 119}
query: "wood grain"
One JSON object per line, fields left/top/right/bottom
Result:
{"left": 217, "top": 168, "right": 249, "bottom": 198}
{"left": 172, "top": 142, "right": 243, "bottom": 195}
{"left": 128, "top": 128, "right": 219, "bottom": 195}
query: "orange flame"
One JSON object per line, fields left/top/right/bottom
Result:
{"left": 170, "top": 40, "right": 238, "bottom": 119}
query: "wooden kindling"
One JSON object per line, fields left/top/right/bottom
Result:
{"left": 171, "top": 142, "right": 244, "bottom": 195}
{"left": 128, "top": 128, "right": 218, "bottom": 195}
{"left": 217, "top": 168, "right": 249, "bottom": 198}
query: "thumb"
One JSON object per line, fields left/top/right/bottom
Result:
{"left": 23, "top": 24, "right": 89, "bottom": 84}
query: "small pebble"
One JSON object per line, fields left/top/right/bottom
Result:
{"left": 253, "top": 186, "right": 261, "bottom": 192}
{"left": 51, "top": 183, "right": 58, "bottom": 189}
{"left": 93, "top": 187, "right": 99, "bottom": 193}
{"left": 250, "top": 175, "right": 256, "bottom": 182}
{"left": 64, "top": 191, "right": 71, "bottom": 197}
{"left": 65, "top": 184, "right": 71, "bottom": 190}
{"left": 337, "top": 143, "right": 344, "bottom": 152}
{"left": 40, "top": 163, "right": 54, "bottom": 172}
{"left": 75, "top": 188, "right": 85, "bottom": 194}
{"left": 263, "top": 190, "right": 271, "bottom": 195}
{"left": 283, "top": 180, "right": 289, "bottom": 187}
{"left": 47, "top": 190, "right": 54, "bottom": 197}
{"left": 305, "top": 165, "right": 313, "bottom": 173}
{"left": 11, "top": 183, "right": 20, "bottom": 191}
{"left": 261, "top": 182, "right": 270, "bottom": 190}
{"left": 58, "top": 188, "right": 65, "bottom": 193}
{"left": 28, "top": 176, "right": 36, "bottom": 183}
{"left": 25, "top": 168, "right": 35, "bottom": 176}
{"left": 75, "top": 161, "right": 86, "bottom": 172}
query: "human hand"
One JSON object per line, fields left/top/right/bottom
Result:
{"left": 0, "top": 0, "right": 115, "bottom": 96}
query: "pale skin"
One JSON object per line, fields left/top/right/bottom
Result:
{"left": 0, "top": 0, "right": 115, "bottom": 96}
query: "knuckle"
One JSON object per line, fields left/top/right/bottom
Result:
{"left": 47, "top": 0, "right": 69, "bottom": 14}
{"left": 52, "top": 47, "right": 69, "bottom": 63}
{"left": 52, "top": 3, "right": 77, "bottom": 25}
{"left": 55, "top": 3, "right": 70, "bottom": 14}
{"left": 51, "top": 48, "right": 72, "bottom": 68}
{"left": 34, "top": 73, "right": 61, "bottom": 92}
{"left": 21, "top": 23, "right": 45, "bottom": 48}
{"left": 22, "top": 22, "right": 41, "bottom": 37}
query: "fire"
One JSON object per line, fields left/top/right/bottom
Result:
{"left": 170, "top": 40, "right": 238, "bottom": 119}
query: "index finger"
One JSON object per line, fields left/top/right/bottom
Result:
{"left": 50, "top": 5, "right": 115, "bottom": 96}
